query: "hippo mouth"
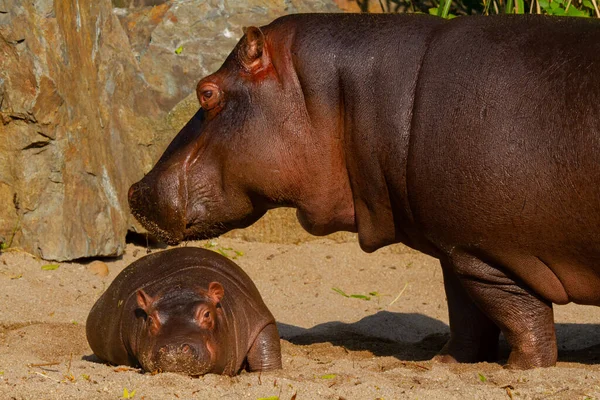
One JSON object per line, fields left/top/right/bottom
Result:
{"left": 130, "top": 210, "right": 185, "bottom": 246}
{"left": 139, "top": 344, "right": 215, "bottom": 376}
{"left": 131, "top": 210, "right": 237, "bottom": 246}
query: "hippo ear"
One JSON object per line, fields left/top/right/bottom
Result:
{"left": 238, "top": 26, "right": 266, "bottom": 72}
{"left": 136, "top": 289, "right": 155, "bottom": 313}
{"left": 207, "top": 282, "right": 224, "bottom": 303}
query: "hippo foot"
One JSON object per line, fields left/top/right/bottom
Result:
{"left": 503, "top": 346, "right": 557, "bottom": 369}
{"left": 246, "top": 323, "right": 282, "bottom": 372}
{"left": 449, "top": 252, "right": 557, "bottom": 369}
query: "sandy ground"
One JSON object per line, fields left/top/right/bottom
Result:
{"left": 2, "top": 238, "right": 600, "bottom": 400}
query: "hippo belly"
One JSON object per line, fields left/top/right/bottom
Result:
{"left": 407, "top": 15, "right": 600, "bottom": 307}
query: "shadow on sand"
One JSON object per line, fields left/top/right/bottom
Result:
{"left": 278, "top": 311, "right": 600, "bottom": 364}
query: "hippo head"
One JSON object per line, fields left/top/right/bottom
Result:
{"left": 128, "top": 23, "right": 360, "bottom": 246}
{"left": 133, "top": 282, "right": 231, "bottom": 375}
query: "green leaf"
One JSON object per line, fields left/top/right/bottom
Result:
{"left": 0, "top": 242, "right": 7, "bottom": 250}
{"left": 478, "top": 373, "right": 487, "bottom": 383}
{"left": 332, "top": 287, "right": 349, "bottom": 297}
{"left": 515, "top": 0, "right": 525, "bottom": 13}
{"left": 350, "top": 294, "right": 371, "bottom": 301}
{"left": 217, "top": 248, "right": 230, "bottom": 258}
{"left": 174, "top": 45, "right": 183, "bottom": 55}
{"left": 538, "top": 0, "right": 550, "bottom": 8}
{"left": 320, "top": 374, "right": 337, "bottom": 379}
{"left": 123, "top": 388, "right": 136, "bottom": 399}
{"left": 583, "top": 0, "right": 593, "bottom": 7}
{"left": 0, "top": 371, "right": 4, "bottom": 375}
{"left": 428, "top": 7, "right": 439, "bottom": 14}
{"left": 566, "top": 7, "right": 589, "bottom": 16}
{"left": 256, "top": 397, "right": 279, "bottom": 400}
{"left": 41, "top": 264, "right": 59, "bottom": 271}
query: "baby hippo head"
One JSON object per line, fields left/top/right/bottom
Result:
{"left": 134, "top": 282, "right": 229, "bottom": 375}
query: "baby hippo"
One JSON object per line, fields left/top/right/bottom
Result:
{"left": 86, "top": 247, "right": 281, "bottom": 376}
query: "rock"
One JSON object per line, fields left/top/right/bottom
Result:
{"left": 87, "top": 260, "right": 110, "bottom": 277}
{"left": 116, "top": 0, "right": 341, "bottom": 113}
{"left": 0, "top": 0, "right": 170, "bottom": 260}
{"left": 0, "top": 0, "right": 341, "bottom": 261}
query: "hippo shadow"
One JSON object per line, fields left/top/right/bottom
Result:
{"left": 277, "top": 311, "right": 450, "bottom": 362}
{"left": 277, "top": 311, "right": 600, "bottom": 364}
{"left": 556, "top": 323, "right": 600, "bottom": 364}
{"left": 82, "top": 354, "right": 104, "bottom": 364}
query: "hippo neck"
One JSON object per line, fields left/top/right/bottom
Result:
{"left": 285, "top": 13, "right": 445, "bottom": 252}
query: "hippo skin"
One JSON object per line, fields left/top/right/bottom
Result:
{"left": 128, "top": 14, "right": 600, "bottom": 369}
{"left": 86, "top": 247, "right": 281, "bottom": 375}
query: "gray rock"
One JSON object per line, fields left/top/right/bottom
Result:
{"left": 0, "top": 0, "right": 340, "bottom": 260}
{"left": 0, "top": 0, "right": 169, "bottom": 260}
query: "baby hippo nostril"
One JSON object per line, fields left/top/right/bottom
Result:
{"left": 181, "top": 344, "right": 191, "bottom": 354}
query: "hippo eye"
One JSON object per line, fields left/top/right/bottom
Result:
{"left": 203, "top": 311, "right": 210, "bottom": 319}
{"left": 196, "top": 82, "right": 222, "bottom": 112}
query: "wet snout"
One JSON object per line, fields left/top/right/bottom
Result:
{"left": 128, "top": 167, "right": 187, "bottom": 245}
{"left": 154, "top": 341, "right": 212, "bottom": 375}
{"left": 159, "top": 343, "right": 197, "bottom": 357}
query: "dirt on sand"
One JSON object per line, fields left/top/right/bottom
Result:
{"left": 2, "top": 238, "right": 600, "bottom": 399}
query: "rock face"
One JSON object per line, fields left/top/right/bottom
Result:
{"left": 0, "top": 0, "right": 340, "bottom": 261}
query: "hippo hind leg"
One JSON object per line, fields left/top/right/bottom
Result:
{"left": 433, "top": 259, "right": 501, "bottom": 363}
{"left": 246, "top": 323, "right": 282, "bottom": 372}
{"left": 447, "top": 251, "right": 557, "bottom": 369}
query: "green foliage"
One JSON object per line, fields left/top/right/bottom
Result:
{"left": 385, "top": 0, "right": 598, "bottom": 18}
{"left": 332, "top": 287, "right": 376, "bottom": 300}
{"left": 320, "top": 374, "right": 337, "bottom": 379}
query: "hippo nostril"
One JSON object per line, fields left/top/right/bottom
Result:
{"left": 181, "top": 344, "right": 191, "bottom": 353}
{"left": 128, "top": 183, "right": 140, "bottom": 203}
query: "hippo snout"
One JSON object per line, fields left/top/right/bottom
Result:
{"left": 128, "top": 174, "right": 187, "bottom": 245}
{"left": 152, "top": 342, "right": 212, "bottom": 375}
{"left": 159, "top": 343, "right": 196, "bottom": 357}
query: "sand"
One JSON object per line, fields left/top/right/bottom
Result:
{"left": 2, "top": 238, "right": 600, "bottom": 400}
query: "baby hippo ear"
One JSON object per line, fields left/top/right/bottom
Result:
{"left": 207, "top": 282, "right": 224, "bottom": 304}
{"left": 136, "top": 289, "right": 155, "bottom": 313}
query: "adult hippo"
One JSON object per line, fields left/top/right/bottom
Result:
{"left": 128, "top": 13, "right": 600, "bottom": 369}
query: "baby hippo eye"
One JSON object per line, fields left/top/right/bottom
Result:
{"left": 204, "top": 311, "right": 210, "bottom": 319}
{"left": 202, "top": 90, "right": 213, "bottom": 99}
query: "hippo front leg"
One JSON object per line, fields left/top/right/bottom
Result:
{"left": 434, "top": 260, "right": 500, "bottom": 363}
{"left": 448, "top": 252, "right": 557, "bottom": 369}
{"left": 246, "top": 323, "right": 282, "bottom": 372}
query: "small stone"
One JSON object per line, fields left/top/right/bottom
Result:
{"left": 87, "top": 261, "right": 109, "bottom": 277}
